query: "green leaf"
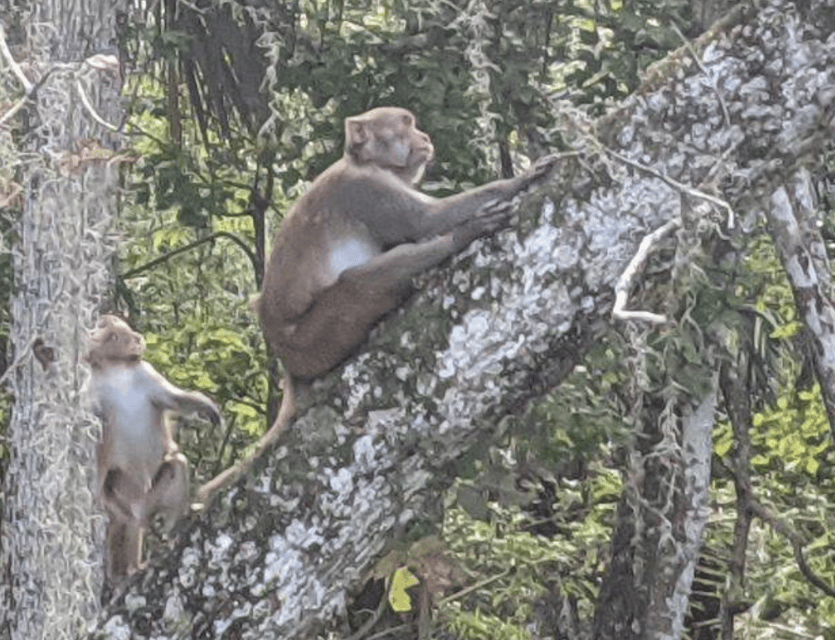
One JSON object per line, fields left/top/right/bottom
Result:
{"left": 389, "top": 567, "right": 420, "bottom": 613}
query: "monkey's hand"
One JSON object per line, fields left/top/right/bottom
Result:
{"left": 452, "top": 199, "right": 514, "bottom": 247}
{"left": 523, "top": 153, "right": 561, "bottom": 186}
{"left": 202, "top": 404, "right": 222, "bottom": 426}
{"left": 195, "top": 395, "right": 222, "bottom": 426}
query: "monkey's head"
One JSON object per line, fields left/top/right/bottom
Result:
{"left": 345, "top": 107, "right": 434, "bottom": 185}
{"left": 86, "top": 315, "right": 146, "bottom": 367}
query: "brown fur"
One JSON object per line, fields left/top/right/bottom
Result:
{"left": 196, "top": 107, "right": 557, "bottom": 504}
{"left": 257, "top": 106, "right": 556, "bottom": 379}
{"left": 87, "top": 315, "right": 221, "bottom": 581}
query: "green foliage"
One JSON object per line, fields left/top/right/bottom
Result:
{"left": 440, "top": 499, "right": 606, "bottom": 638}
{"left": 100, "top": 1, "right": 835, "bottom": 638}
{"left": 522, "top": 338, "right": 634, "bottom": 465}
{"left": 702, "top": 221, "right": 835, "bottom": 636}
{"left": 751, "top": 387, "right": 830, "bottom": 476}
{"left": 446, "top": 610, "right": 532, "bottom": 640}
{"left": 436, "top": 333, "right": 628, "bottom": 636}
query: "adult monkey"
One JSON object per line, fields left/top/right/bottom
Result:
{"left": 197, "top": 107, "right": 558, "bottom": 503}
{"left": 87, "top": 315, "right": 221, "bottom": 580}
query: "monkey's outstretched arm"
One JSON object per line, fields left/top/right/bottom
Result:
{"left": 423, "top": 153, "right": 560, "bottom": 235}
{"left": 341, "top": 156, "right": 557, "bottom": 246}
{"left": 195, "top": 373, "right": 296, "bottom": 506}
{"left": 140, "top": 362, "right": 221, "bottom": 424}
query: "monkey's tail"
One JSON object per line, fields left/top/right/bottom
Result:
{"left": 195, "top": 373, "right": 296, "bottom": 506}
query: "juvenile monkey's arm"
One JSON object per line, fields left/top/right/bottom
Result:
{"left": 141, "top": 362, "right": 222, "bottom": 424}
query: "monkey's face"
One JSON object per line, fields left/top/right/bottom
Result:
{"left": 86, "top": 315, "right": 146, "bottom": 365}
{"left": 345, "top": 107, "right": 434, "bottom": 185}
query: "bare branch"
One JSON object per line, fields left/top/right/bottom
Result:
{"left": 0, "top": 25, "right": 32, "bottom": 91}
{"left": 767, "top": 174, "right": 835, "bottom": 439}
{"left": 613, "top": 219, "right": 680, "bottom": 324}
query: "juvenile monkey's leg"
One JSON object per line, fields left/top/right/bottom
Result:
{"left": 145, "top": 452, "right": 190, "bottom": 533}
{"left": 106, "top": 518, "right": 143, "bottom": 580}
{"left": 102, "top": 468, "right": 146, "bottom": 523}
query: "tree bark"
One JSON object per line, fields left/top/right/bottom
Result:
{"left": 593, "top": 375, "right": 719, "bottom": 640}
{"left": 89, "top": 1, "right": 835, "bottom": 638}
{"left": 767, "top": 169, "right": 835, "bottom": 438}
{"left": 0, "top": 2, "right": 124, "bottom": 639}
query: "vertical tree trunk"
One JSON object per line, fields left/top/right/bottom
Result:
{"left": 0, "top": 2, "right": 124, "bottom": 638}
{"left": 593, "top": 374, "right": 718, "bottom": 639}
{"left": 767, "top": 170, "right": 835, "bottom": 438}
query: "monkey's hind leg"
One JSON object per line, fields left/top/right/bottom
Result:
{"left": 145, "top": 452, "right": 190, "bottom": 534}
{"left": 275, "top": 235, "right": 464, "bottom": 379}
{"left": 106, "top": 518, "right": 143, "bottom": 581}
{"left": 102, "top": 467, "right": 146, "bottom": 523}
{"left": 346, "top": 235, "right": 460, "bottom": 286}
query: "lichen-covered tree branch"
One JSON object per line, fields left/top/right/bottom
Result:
{"left": 87, "top": 1, "right": 835, "bottom": 638}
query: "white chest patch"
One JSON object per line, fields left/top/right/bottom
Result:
{"left": 93, "top": 367, "right": 156, "bottom": 439}
{"left": 329, "top": 237, "right": 378, "bottom": 277}
{"left": 91, "top": 365, "right": 165, "bottom": 479}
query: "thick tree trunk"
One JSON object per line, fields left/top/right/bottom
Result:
{"left": 0, "top": 2, "right": 124, "bottom": 639}
{"left": 90, "top": 1, "right": 835, "bottom": 638}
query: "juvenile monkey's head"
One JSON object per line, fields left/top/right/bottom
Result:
{"left": 86, "top": 315, "right": 146, "bottom": 367}
{"left": 344, "top": 107, "right": 434, "bottom": 184}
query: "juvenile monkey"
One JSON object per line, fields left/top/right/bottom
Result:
{"left": 197, "top": 107, "right": 557, "bottom": 503}
{"left": 86, "top": 315, "right": 221, "bottom": 580}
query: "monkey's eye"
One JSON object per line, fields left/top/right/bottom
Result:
{"left": 107, "top": 333, "right": 118, "bottom": 342}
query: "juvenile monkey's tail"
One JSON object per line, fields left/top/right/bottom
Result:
{"left": 195, "top": 373, "right": 296, "bottom": 506}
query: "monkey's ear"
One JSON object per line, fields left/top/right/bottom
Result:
{"left": 345, "top": 117, "right": 369, "bottom": 157}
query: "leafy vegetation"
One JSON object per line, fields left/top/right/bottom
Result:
{"left": 3, "top": 0, "right": 835, "bottom": 637}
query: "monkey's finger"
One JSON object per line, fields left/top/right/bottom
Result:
{"left": 529, "top": 153, "right": 561, "bottom": 179}
{"left": 483, "top": 209, "right": 515, "bottom": 230}
{"left": 204, "top": 408, "right": 222, "bottom": 425}
{"left": 459, "top": 205, "right": 515, "bottom": 243}
{"left": 477, "top": 201, "right": 515, "bottom": 231}
{"left": 479, "top": 199, "right": 514, "bottom": 216}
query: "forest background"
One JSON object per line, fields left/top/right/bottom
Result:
{"left": 1, "top": 0, "right": 835, "bottom": 639}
